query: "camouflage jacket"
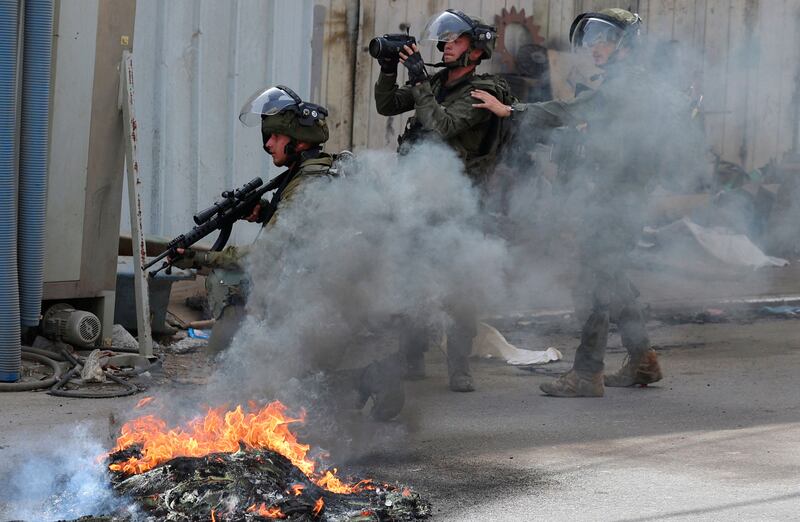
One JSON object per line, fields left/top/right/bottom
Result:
{"left": 196, "top": 152, "right": 336, "bottom": 270}
{"left": 511, "top": 61, "right": 705, "bottom": 202}
{"left": 375, "top": 69, "right": 514, "bottom": 181}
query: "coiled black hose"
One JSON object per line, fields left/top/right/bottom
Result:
{"left": 47, "top": 348, "right": 140, "bottom": 398}
{"left": 0, "top": 350, "right": 62, "bottom": 391}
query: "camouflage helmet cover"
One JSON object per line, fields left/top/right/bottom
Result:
{"left": 239, "top": 85, "right": 329, "bottom": 144}
{"left": 599, "top": 8, "right": 641, "bottom": 27}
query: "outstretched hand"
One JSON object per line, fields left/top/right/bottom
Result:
{"left": 471, "top": 89, "right": 512, "bottom": 118}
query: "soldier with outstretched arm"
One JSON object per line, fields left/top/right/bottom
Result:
{"left": 472, "top": 9, "right": 705, "bottom": 397}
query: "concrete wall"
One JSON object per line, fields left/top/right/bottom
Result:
{"left": 44, "top": 0, "right": 135, "bottom": 297}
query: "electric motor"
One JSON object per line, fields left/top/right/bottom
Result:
{"left": 41, "top": 303, "right": 101, "bottom": 347}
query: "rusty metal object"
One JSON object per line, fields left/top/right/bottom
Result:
{"left": 493, "top": 6, "right": 545, "bottom": 74}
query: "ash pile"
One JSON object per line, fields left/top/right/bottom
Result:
{"left": 98, "top": 447, "right": 429, "bottom": 521}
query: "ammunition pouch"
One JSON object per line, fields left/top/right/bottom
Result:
{"left": 206, "top": 268, "right": 250, "bottom": 319}
{"left": 397, "top": 117, "right": 436, "bottom": 155}
{"left": 550, "top": 126, "right": 587, "bottom": 193}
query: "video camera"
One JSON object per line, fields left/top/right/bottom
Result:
{"left": 368, "top": 33, "right": 417, "bottom": 60}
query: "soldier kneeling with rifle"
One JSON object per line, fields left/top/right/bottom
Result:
{"left": 159, "top": 85, "right": 334, "bottom": 357}
{"left": 154, "top": 85, "right": 404, "bottom": 420}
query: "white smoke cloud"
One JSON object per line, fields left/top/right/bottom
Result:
{"left": 205, "top": 142, "right": 511, "bottom": 406}
{"left": 0, "top": 423, "right": 135, "bottom": 521}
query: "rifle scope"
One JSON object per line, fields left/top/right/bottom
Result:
{"left": 193, "top": 177, "right": 263, "bottom": 225}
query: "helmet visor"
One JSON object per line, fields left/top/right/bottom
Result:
{"left": 421, "top": 11, "right": 473, "bottom": 44}
{"left": 239, "top": 86, "right": 297, "bottom": 127}
{"left": 571, "top": 17, "right": 624, "bottom": 49}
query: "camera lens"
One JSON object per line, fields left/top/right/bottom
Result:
{"left": 368, "top": 37, "right": 383, "bottom": 58}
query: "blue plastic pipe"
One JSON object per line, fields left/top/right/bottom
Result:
{"left": 18, "top": 0, "right": 54, "bottom": 327}
{"left": 0, "top": 0, "right": 22, "bottom": 382}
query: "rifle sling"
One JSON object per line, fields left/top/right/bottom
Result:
{"left": 261, "top": 148, "right": 321, "bottom": 224}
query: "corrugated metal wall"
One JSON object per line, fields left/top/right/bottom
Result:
{"left": 122, "top": 0, "right": 317, "bottom": 245}
{"left": 123, "top": 0, "right": 800, "bottom": 245}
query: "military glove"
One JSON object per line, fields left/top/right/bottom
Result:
{"left": 252, "top": 198, "right": 274, "bottom": 224}
{"left": 377, "top": 55, "right": 399, "bottom": 74}
{"left": 402, "top": 51, "right": 428, "bottom": 85}
{"left": 170, "top": 249, "right": 215, "bottom": 270}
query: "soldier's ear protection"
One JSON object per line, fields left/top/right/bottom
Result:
{"left": 260, "top": 130, "right": 298, "bottom": 158}
{"left": 435, "top": 9, "right": 496, "bottom": 53}
{"left": 275, "top": 85, "right": 328, "bottom": 127}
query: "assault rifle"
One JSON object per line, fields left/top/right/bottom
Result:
{"left": 144, "top": 174, "right": 286, "bottom": 275}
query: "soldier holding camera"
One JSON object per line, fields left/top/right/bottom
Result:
{"left": 371, "top": 10, "right": 514, "bottom": 392}
{"left": 372, "top": 9, "right": 513, "bottom": 182}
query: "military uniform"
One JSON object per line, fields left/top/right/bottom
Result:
{"left": 375, "top": 69, "right": 513, "bottom": 182}
{"left": 372, "top": 10, "right": 514, "bottom": 392}
{"left": 512, "top": 57, "right": 704, "bottom": 388}
{"left": 200, "top": 152, "right": 337, "bottom": 355}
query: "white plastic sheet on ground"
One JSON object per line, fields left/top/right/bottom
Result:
{"left": 471, "top": 322, "right": 562, "bottom": 366}
{"left": 651, "top": 217, "right": 788, "bottom": 269}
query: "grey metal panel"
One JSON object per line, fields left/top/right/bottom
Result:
{"left": 123, "top": 0, "right": 316, "bottom": 246}
{"left": 43, "top": 0, "right": 99, "bottom": 282}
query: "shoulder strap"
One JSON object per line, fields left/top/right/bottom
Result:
{"left": 259, "top": 168, "right": 296, "bottom": 225}
{"left": 473, "top": 75, "right": 517, "bottom": 158}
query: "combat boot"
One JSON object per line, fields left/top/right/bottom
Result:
{"left": 446, "top": 325, "right": 475, "bottom": 392}
{"left": 447, "top": 346, "right": 475, "bottom": 392}
{"left": 357, "top": 358, "right": 406, "bottom": 421}
{"left": 539, "top": 370, "right": 604, "bottom": 397}
{"left": 404, "top": 350, "right": 426, "bottom": 381}
{"left": 447, "top": 355, "right": 474, "bottom": 392}
{"left": 449, "top": 372, "right": 474, "bottom": 392}
{"left": 604, "top": 349, "right": 662, "bottom": 387}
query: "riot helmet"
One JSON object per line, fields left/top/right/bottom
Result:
{"left": 569, "top": 8, "right": 642, "bottom": 52}
{"left": 421, "top": 9, "right": 496, "bottom": 66}
{"left": 239, "top": 85, "right": 329, "bottom": 145}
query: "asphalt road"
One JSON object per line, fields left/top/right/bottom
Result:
{"left": 353, "top": 318, "right": 800, "bottom": 521}
{"left": 1, "top": 316, "right": 798, "bottom": 521}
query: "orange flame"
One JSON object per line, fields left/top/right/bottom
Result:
{"left": 247, "top": 503, "right": 286, "bottom": 518}
{"left": 135, "top": 396, "right": 155, "bottom": 409}
{"left": 312, "top": 497, "right": 324, "bottom": 517}
{"left": 211, "top": 508, "right": 216, "bottom": 522}
{"left": 108, "top": 401, "right": 364, "bottom": 494}
{"left": 290, "top": 483, "right": 305, "bottom": 496}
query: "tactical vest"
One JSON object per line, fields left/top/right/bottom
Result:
{"left": 398, "top": 71, "right": 515, "bottom": 182}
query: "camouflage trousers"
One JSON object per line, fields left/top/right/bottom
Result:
{"left": 205, "top": 268, "right": 249, "bottom": 357}
{"left": 399, "top": 300, "right": 477, "bottom": 370}
{"left": 570, "top": 210, "right": 650, "bottom": 375}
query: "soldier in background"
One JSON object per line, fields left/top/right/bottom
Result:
{"left": 473, "top": 8, "right": 706, "bottom": 397}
